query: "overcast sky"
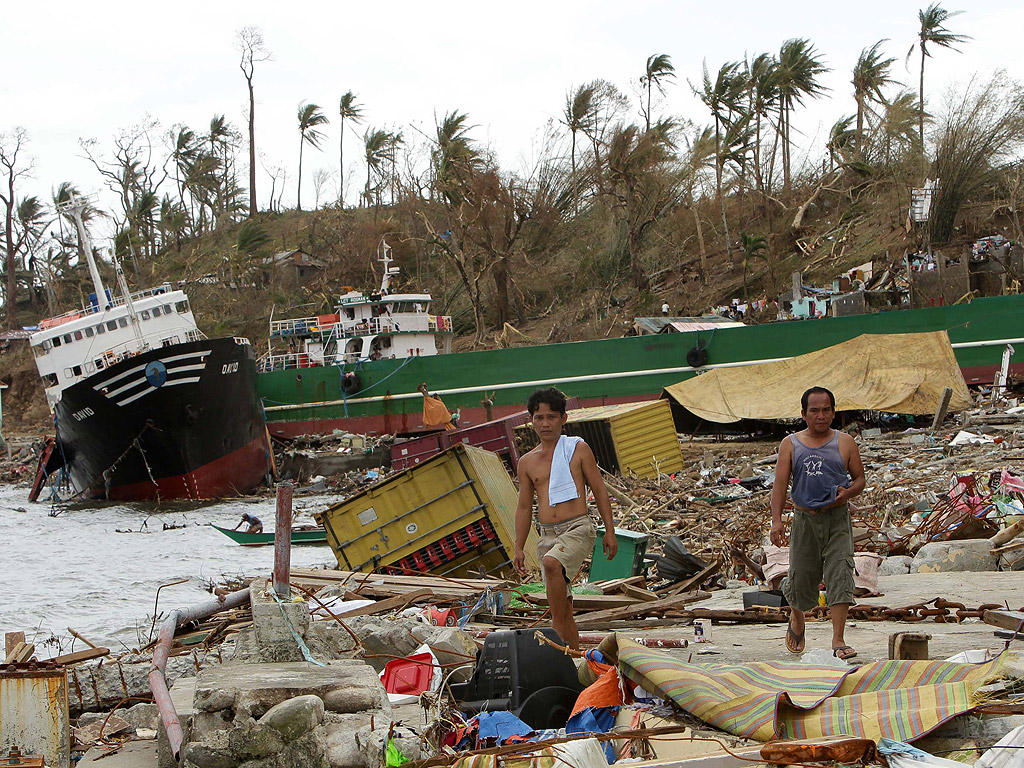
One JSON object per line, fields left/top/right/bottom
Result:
{"left": 3, "top": 0, "right": 1021, "bottom": 233}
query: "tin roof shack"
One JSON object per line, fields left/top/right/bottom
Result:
{"left": 516, "top": 400, "right": 684, "bottom": 479}
{"left": 316, "top": 443, "right": 537, "bottom": 577}
{"left": 262, "top": 248, "right": 322, "bottom": 290}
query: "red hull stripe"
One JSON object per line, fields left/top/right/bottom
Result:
{"left": 100, "top": 436, "right": 271, "bottom": 501}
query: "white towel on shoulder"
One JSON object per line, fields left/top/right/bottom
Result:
{"left": 548, "top": 435, "right": 584, "bottom": 506}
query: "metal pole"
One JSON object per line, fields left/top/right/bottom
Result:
{"left": 273, "top": 482, "right": 293, "bottom": 597}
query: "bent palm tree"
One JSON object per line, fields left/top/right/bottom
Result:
{"left": 641, "top": 54, "right": 676, "bottom": 132}
{"left": 913, "top": 3, "right": 969, "bottom": 150}
{"left": 775, "top": 38, "right": 829, "bottom": 193}
{"left": 852, "top": 41, "right": 898, "bottom": 156}
{"left": 696, "top": 60, "right": 742, "bottom": 261}
{"left": 296, "top": 102, "right": 329, "bottom": 211}
{"left": 338, "top": 91, "right": 363, "bottom": 205}
{"left": 562, "top": 84, "right": 597, "bottom": 215}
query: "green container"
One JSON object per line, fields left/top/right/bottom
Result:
{"left": 589, "top": 527, "right": 649, "bottom": 581}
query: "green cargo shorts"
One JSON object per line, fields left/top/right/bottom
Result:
{"left": 782, "top": 503, "right": 855, "bottom": 612}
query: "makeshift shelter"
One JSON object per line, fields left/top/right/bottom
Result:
{"left": 662, "top": 331, "right": 971, "bottom": 427}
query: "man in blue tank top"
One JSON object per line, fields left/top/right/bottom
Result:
{"left": 770, "top": 386, "right": 865, "bottom": 660}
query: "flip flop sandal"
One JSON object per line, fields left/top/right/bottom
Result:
{"left": 786, "top": 623, "right": 805, "bottom": 654}
{"left": 833, "top": 645, "right": 858, "bottom": 660}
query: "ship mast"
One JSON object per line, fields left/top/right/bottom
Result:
{"left": 377, "top": 237, "right": 398, "bottom": 293}
{"left": 60, "top": 195, "right": 107, "bottom": 309}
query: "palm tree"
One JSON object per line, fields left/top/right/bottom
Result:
{"left": 432, "top": 111, "right": 478, "bottom": 205}
{"left": 775, "top": 39, "right": 829, "bottom": 193}
{"left": 746, "top": 53, "right": 779, "bottom": 195}
{"left": 696, "top": 60, "right": 742, "bottom": 261}
{"left": 852, "top": 41, "right": 898, "bottom": 156}
{"left": 296, "top": 102, "right": 329, "bottom": 211}
{"left": 640, "top": 54, "right": 675, "bottom": 132}
{"left": 363, "top": 128, "right": 394, "bottom": 207}
{"left": 913, "top": 3, "right": 970, "bottom": 149}
{"left": 680, "top": 125, "right": 716, "bottom": 279}
{"left": 562, "top": 84, "right": 597, "bottom": 215}
{"left": 338, "top": 91, "right": 363, "bottom": 206}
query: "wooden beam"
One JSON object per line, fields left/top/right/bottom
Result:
{"left": 523, "top": 593, "right": 644, "bottom": 610}
{"left": 665, "top": 561, "right": 721, "bottom": 596}
{"left": 621, "top": 583, "right": 660, "bottom": 602}
{"left": 335, "top": 588, "right": 434, "bottom": 618}
{"left": 983, "top": 609, "right": 1024, "bottom": 631}
{"left": 67, "top": 627, "right": 101, "bottom": 650}
{"left": 51, "top": 647, "right": 110, "bottom": 666}
{"left": 575, "top": 590, "right": 710, "bottom": 629}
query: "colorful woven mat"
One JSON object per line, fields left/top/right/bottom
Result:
{"left": 614, "top": 635, "right": 1002, "bottom": 742}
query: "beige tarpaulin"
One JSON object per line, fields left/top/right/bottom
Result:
{"left": 662, "top": 331, "right": 972, "bottom": 423}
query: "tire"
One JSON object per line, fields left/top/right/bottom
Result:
{"left": 341, "top": 373, "right": 361, "bottom": 395}
{"left": 686, "top": 346, "right": 709, "bottom": 368}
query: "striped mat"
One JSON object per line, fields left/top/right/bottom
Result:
{"left": 614, "top": 636, "right": 1003, "bottom": 742}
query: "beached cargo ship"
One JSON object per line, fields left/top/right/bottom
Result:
{"left": 257, "top": 292, "right": 1024, "bottom": 437}
{"left": 29, "top": 197, "right": 271, "bottom": 501}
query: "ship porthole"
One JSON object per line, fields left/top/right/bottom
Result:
{"left": 296, "top": 374, "right": 303, "bottom": 382}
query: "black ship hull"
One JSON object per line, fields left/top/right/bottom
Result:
{"left": 49, "top": 337, "right": 271, "bottom": 500}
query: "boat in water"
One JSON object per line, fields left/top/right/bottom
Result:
{"left": 211, "top": 524, "right": 327, "bottom": 546}
{"left": 29, "top": 197, "right": 272, "bottom": 501}
{"left": 257, "top": 251, "right": 1024, "bottom": 438}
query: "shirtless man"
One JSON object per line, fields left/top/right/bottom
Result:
{"left": 770, "top": 386, "right": 865, "bottom": 660}
{"left": 514, "top": 387, "right": 617, "bottom": 649}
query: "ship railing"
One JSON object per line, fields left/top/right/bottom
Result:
{"left": 270, "top": 316, "right": 403, "bottom": 339}
{"left": 269, "top": 316, "right": 322, "bottom": 337}
{"left": 91, "top": 328, "right": 207, "bottom": 369}
{"left": 257, "top": 351, "right": 348, "bottom": 372}
{"left": 39, "top": 284, "right": 179, "bottom": 328}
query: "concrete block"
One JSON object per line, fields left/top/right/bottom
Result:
{"left": 411, "top": 626, "right": 478, "bottom": 683}
{"left": 879, "top": 556, "right": 915, "bottom": 577}
{"left": 250, "top": 578, "right": 310, "bottom": 663}
{"left": 912, "top": 539, "right": 1000, "bottom": 573}
{"left": 323, "top": 715, "right": 367, "bottom": 768}
{"left": 258, "top": 695, "right": 325, "bottom": 742}
{"left": 227, "top": 722, "right": 284, "bottom": 760}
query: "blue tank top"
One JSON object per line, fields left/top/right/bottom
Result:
{"left": 789, "top": 431, "right": 850, "bottom": 509}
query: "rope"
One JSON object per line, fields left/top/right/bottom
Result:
{"left": 269, "top": 587, "right": 325, "bottom": 666}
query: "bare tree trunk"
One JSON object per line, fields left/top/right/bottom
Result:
{"left": 3, "top": 170, "right": 16, "bottom": 329}
{"left": 692, "top": 204, "right": 708, "bottom": 281}
{"left": 297, "top": 136, "right": 304, "bottom": 211}
{"left": 247, "top": 79, "right": 257, "bottom": 216}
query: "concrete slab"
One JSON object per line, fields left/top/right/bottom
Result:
{"left": 79, "top": 739, "right": 158, "bottom": 767}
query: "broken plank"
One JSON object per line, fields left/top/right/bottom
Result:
{"left": 335, "top": 589, "right": 434, "bottom": 618}
{"left": 592, "top": 575, "right": 646, "bottom": 594}
{"left": 575, "top": 591, "right": 710, "bottom": 629}
{"left": 51, "top": 647, "right": 110, "bottom": 666}
{"left": 620, "top": 583, "right": 660, "bottom": 602}
{"left": 664, "top": 561, "right": 721, "bottom": 596}
{"left": 67, "top": 627, "right": 101, "bottom": 650}
{"left": 5, "top": 631, "right": 25, "bottom": 659}
{"left": 983, "top": 609, "right": 1024, "bottom": 631}
{"left": 5, "top": 642, "right": 35, "bottom": 663}
{"left": 522, "top": 593, "right": 644, "bottom": 610}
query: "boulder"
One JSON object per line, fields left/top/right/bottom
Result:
{"left": 258, "top": 695, "right": 325, "bottom": 742}
{"left": 878, "top": 556, "right": 914, "bottom": 577}
{"left": 182, "top": 740, "right": 238, "bottom": 768}
{"left": 912, "top": 539, "right": 1000, "bottom": 573}
{"left": 323, "top": 714, "right": 369, "bottom": 768}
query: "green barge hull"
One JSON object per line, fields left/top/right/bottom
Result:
{"left": 257, "top": 295, "right": 1024, "bottom": 437}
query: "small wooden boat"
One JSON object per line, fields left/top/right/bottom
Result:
{"left": 211, "top": 524, "right": 328, "bottom": 546}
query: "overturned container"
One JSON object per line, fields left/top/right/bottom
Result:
{"left": 317, "top": 443, "right": 539, "bottom": 577}
{"left": 517, "top": 399, "right": 684, "bottom": 479}
{"left": 0, "top": 663, "right": 69, "bottom": 768}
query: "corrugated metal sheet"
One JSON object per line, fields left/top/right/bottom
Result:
{"left": 519, "top": 400, "right": 684, "bottom": 479}
{"left": 316, "top": 444, "right": 537, "bottom": 576}
{"left": 0, "top": 665, "right": 69, "bottom": 768}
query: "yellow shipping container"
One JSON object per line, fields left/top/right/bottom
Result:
{"left": 315, "top": 444, "right": 538, "bottom": 577}
{"left": 517, "top": 399, "right": 684, "bottom": 479}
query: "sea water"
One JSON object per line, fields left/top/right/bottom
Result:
{"left": 0, "top": 484, "right": 341, "bottom": 654}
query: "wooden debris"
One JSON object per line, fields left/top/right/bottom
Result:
{"left": 51, "top": 647, "right": 110, "bottom": 667}
{"left": 335, "top": 588, "right": 434, "bottom": 617}
{"left": 4, "top": 631, "right": 26, "bottom": 659}
{"left": 5, "top": 642, "right": 36, "bottom": 664}
{"left": 575, "top": 590, "right": 710, "bottom": 629}
{"left": 983, "top": 609, "right": 1024, "bottom": 631}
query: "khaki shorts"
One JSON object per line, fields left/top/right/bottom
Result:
{"left": 536, "top": 515, "right": 596, "bottom": 596}
{"left": 782, "top": 503, "right": 855, "bottom": 612}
